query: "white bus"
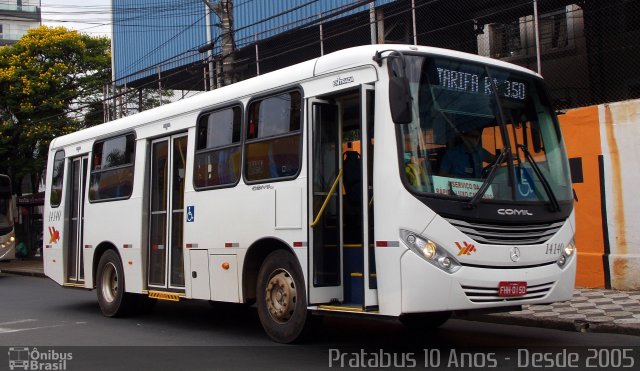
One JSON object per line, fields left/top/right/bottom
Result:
{"left": 44, "top": 44, "right": 576, "bottom": 343}
{"left": 0, "top": 174, "right": 16, "bottom": 261}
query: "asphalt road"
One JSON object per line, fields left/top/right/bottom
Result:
{"left": 1, "top": 273, "right": 639, "bottom": 370}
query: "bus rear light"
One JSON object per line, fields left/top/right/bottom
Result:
{"left": 186, "top": 243, "right": 198, "bottom": 249}
{"left": 123, "top": 244, "right": 132, "bottom": 249}
{"left": 225, "top": 242, "right": 239, "bottom": 248}
{"left": 400, "top": 229, "right": 461, "bottom": 273}
{"left": 293, "top": 241, "right": 306, "bottom": 247}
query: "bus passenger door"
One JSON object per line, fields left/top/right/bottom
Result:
{"left": 66, "top": 155, "right": 88, "bottom": 284}
{"left": 309, "top": 87, "right": 378, "bottom": 310}
{"left": 361, "top": 84, "right": 378, "bottom": 309}
{"left": 148, "top": 134, "right": 187, "bottom": 292}
{"left": 308, "top": 99, "right": 344, "bottom": 304}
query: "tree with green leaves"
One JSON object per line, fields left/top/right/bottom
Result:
{"left": 0, "top": 26, "right": 111, "bottom": 194}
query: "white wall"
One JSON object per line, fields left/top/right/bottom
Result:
{"left": 599, "top": 99, "right": 640, "bottom": 290}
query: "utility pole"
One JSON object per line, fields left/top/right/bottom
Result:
{"left": 202, "top": 0, "right": 235, "bottom": 87}
{"left": 204, "top": 1, "right": 215, "bottom": 90}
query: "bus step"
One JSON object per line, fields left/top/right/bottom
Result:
{"left": 148, "top": 291, "right": 183, "bottom": 301}
{"left": 317, "top": 304, "right": 378, "bottom": 313}
{"left": 63, "top": 282, "right": 86, "bottom": 289}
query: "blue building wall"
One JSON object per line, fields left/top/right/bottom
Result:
{"left": 233, "top": 0, "right": 395, "bottom": 47}
{"left": 113, "top": 0, "right": 396, "bottom": 85}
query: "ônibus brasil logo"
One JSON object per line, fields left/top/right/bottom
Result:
{"left": 8, "top": 347, "right": 73, "bottom": 370}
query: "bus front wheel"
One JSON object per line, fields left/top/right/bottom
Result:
{"left": 256, "top": 250, "right": 309, "bottom": 343}
{"left": 96, "top": 249, "right": 134, "bottom": 317}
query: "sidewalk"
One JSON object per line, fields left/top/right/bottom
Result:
{"left": 464, "top": 288, "right": 640, "bottom": 336}
{"left": 0, "top": 258, "right": 44, "bottom": 277}
{"left": 1, "top": 259, "right": 639, "bottom": 336}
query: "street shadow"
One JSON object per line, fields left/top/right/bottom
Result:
{"left": 42, "top": 296, "right": 614, "bottom": 347}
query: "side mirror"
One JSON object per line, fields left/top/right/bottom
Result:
{"left": 389, "top": 76, "right": 412, "bottom": 124}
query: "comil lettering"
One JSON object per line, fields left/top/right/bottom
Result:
{"left": 332, "top": 75, "right": 354, "bottom": 87}
{"left": 498, "top": 208, "right": 533, "bottom": 216}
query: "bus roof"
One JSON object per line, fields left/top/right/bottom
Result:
{"left": 50, "top": 44, "right": 539, "bottom": 150}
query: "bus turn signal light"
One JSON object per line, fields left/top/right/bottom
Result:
{"left": 222, "top": 262, "right": 230, "bottom": 270}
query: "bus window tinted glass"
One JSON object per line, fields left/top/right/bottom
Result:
{"left": 50, "top": 150, "right": 65, "bottom": 207}
{"left": 245, "top": 91, "right": 302, "bottom": 182}
{"left": 194, "top": 106, "right": 242, "bottom": 188}
{"left": 89, "top": 134, "right": 135, "bottom": 201}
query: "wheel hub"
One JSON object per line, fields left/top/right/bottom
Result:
{"left": 101, "top": 262, "right": 118, "bottom": 303}
{"left": 265, "top": 269, "right": 297, "bottom": 323}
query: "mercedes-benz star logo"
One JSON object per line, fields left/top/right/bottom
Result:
{"left": 510, "top": 247, "right": 521, "bottom": 262}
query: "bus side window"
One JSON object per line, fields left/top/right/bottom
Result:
{"left": 244, "top": 90, "right": 302, "bottom": 182}
{"left": 89, "top": 134, "right": 135, "bottom": 201}
{"left": 193, "top": 106, "right": 242, "bottom": 189}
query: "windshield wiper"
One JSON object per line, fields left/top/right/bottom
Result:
{"left": 517, "top": 144, "right": 561, "bottom": 212}
{"left": 465, "top": 148, "right": 509, "bottom": 209}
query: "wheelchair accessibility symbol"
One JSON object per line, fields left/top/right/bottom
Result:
{"left": 186, "top": 206, "right": 195, "bottom": 222}
{"left": 517, "top": 168, "right": 533, "bottom": 198}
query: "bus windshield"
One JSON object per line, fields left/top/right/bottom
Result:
{"left": 396, "top": 55, "right": 573, "bottom": 203}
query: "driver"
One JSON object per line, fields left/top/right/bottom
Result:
{"left": 439, "top": 128, "right": 495, "bottom": 178}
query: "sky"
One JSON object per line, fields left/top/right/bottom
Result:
{"left": 41, "top": 0, "right": 112, "bottom": 37}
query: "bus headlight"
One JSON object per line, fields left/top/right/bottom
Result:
{"left": 557, "top": 239, "right": 576, "bottom": 268}
{"left": 9, "top": 236, "right": 15, "bottom": 243}
{"left": 564, "top": 240, "right": 576, "bottom": 256}
{"left": 400, "top": 229, "right": 461, "bottom": 273}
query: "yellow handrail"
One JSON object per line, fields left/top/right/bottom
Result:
{"left": 310, "top": 168, "right": 343, "bottom": 228}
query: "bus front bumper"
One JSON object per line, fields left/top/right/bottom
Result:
{"left": 400, "top": 249, "right": 577, "bottom": 314}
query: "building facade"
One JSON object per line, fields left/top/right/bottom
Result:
{"left": 0, "top": 0, "right": 41, "bottom": 46}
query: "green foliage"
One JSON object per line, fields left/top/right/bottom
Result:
{"left": 0, "top": 26, "right": 110, "bottom": 193}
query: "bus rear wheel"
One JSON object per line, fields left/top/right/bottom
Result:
{"left": 256, "top": 250, "right": 309, "bottom": 343}
{"left": 96, "top": 249, "right": 136, "bottom": 317}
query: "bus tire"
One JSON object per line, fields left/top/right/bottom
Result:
{"left": 96, "top": 249, "right": 133, "bottom": 317}
{"left": 256, "top": 250, "right": 309, "bottom": 343}
{"left": 399, "top": 311, "right": 451, "bottom": 331}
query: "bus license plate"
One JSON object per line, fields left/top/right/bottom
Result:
{"left": 498, "top": 281, "right": 527, "bottom": 297}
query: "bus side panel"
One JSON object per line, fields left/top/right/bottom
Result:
{"left": 183, "top": 182, "right": 308, "bottom": 302}
{"left": 43, "top": 150, "right": 66, "bottom": 286}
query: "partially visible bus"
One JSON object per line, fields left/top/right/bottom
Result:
{"left": 44, "top": 44, "right": 576, "bottom": 343}
{"left": 0, "top": 174, "right": 16, "bottom": 261}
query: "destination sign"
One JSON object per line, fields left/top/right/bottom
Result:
{"left": 436, "top": 67, "right": 527, "bottom": 101}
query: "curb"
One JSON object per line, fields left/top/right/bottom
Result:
{"left": 0, "top": 269, "right": 46, "bottom": 278}
{"left": 462, "top": 313, "right": 640, "bottom": 337}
